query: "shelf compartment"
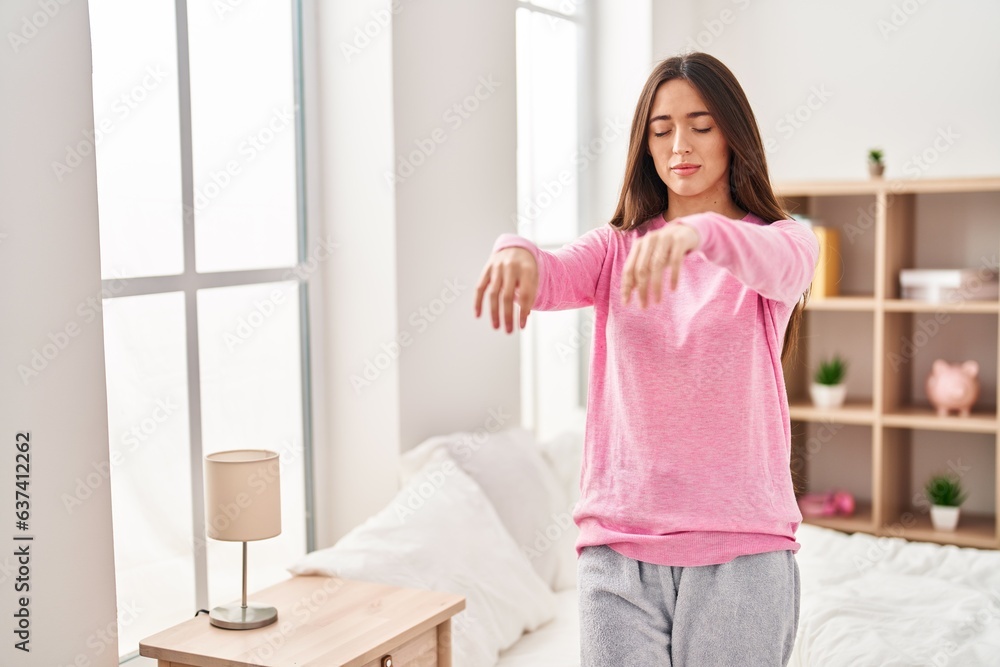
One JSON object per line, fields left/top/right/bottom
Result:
{"left": 801, "top": 498, "right": 874, "bottom": 534}
{"left": 790, "top": 422, "right": 873, "bottom": 514}
{"left": 880, "top": 311, "right": 997, "bottom": 420}
{"left": 806, "top": 296, "right": 877, "bottom": 311}
{"left": 785, "top": 310, "right": 875, "bottom": 409}
{"left": 881, "top": 509, "right": 997, "bottom": 549}
{"left": 882, "top": 405, "right": 998, "bottom": 433}
{"left": 780, "top": 191, "right": 878, "bottom": 300}
{"left": 877, "top": 426, "right": 997, "bottom": 549}
{"left": 881, "top": 190, "right": 1000, "bottom": 301}
{"left": 798, "top": 195, "right": 877, "bottom": 299}
{"left": 884, "top": 298, "right": 999, "bottom": 314}
{"left": 789, "top": 399, "right": 875, "bottom": 425}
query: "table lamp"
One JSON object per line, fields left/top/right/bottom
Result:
{"left": 203, "top": 449, "right": 281, "bottom": 630}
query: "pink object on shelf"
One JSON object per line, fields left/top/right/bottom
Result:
{"left": 797, "top": 489, "right": 856, "bottom": 518}
{"left": 926, "top": 359, "right": 980, "bottom": 418}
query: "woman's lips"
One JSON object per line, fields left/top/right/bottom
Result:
{"left": 671, "top": 165, "right": 700, "bottom": 176}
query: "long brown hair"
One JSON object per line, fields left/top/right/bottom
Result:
{"left": 609, "top": 52, "right": 810, "bottom": 366}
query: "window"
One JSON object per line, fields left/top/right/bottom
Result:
{"left": 88, "top": 0, "right": 314, "bottom": 660}
{"left": 515, "top": 0, "right": 591, "bottom": 440}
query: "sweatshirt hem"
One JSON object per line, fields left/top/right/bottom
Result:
{"left": 576, "top": 521, "right": 801, "bottom": 567}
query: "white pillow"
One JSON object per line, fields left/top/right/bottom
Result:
{"left": 536, "top": 429, "right": 584, "bottom": 591}
{"left": 288, "top": 448, "right": 556, "bottom": 667}
{"left": 400, "top": 427, "right": 570, "bottom": 590}
{"left": 536, "top": 429, "right": 584, "bottom": 505}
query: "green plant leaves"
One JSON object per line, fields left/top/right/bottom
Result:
{"left": 924, "top": 473, "right": 968, "bottom": 507}
{"left": 814, "top": 353, "right": 848, "bottom": 385}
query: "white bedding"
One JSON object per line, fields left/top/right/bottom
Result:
{"left": 496, "top": 589, "right": 580, "bottom": 667}
{"left": 497, "top": 523, "right": 1000, "bottom": 666}
{"left": 790, "top": 523, "right": 1000, "bottom": 667}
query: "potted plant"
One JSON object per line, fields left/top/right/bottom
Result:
{"left": 810, "top": 354, "right": 848, "bottom": 409}
{"left": 924, "top": 473, "right": 968, "bottom": 531}
{"left": 868, "top": 148, "right": 885, "bottom": 178}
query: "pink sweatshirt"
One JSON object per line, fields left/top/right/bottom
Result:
{"left": 492, "top": 210, "right": 819, "bottom": 567}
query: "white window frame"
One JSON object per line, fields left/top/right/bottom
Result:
{"left": 99, "top": 1, "right": 320, "bottom": 661}
{"left": 515, "top": 0, "right": 594, "bottom": 440}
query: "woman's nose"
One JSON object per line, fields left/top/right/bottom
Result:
{"left": 672, "top": 129, "right": 692, "bottom": 155}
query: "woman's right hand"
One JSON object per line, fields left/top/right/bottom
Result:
{"left": 474, "top": 247, "right": 538, "bottom": 333}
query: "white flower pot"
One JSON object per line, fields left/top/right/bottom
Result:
{"left": 930, "top": 505, "right": 961, "bottom": 531}
{"left": 810, "top": 382, "right": 847, "bottom": 409}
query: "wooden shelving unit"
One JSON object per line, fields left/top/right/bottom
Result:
{"left": 805, "top": 296, "right": 877, "bottom": 311}
{"left": 776, "top": 176, "right": 1000, "bottom": 550}
{"left": 789, "top": 399, "right": 876, "bottom": 425}
{"left": 802, "top": 499, "right": 875, "bottom": 534}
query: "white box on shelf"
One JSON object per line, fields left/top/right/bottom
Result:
{"left": 899, "top": 268, "right": 999, "bottom": 303}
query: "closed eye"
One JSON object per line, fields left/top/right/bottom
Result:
{"left": 653, "top": 128, "right": 712, "bottom": 137}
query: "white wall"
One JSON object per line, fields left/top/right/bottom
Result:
{"left": 311, "top": 0, "right": 522, "bottom": 546}
{"left": 652, "top": 0, "right": 1000, "bottom": 181}
{"left": 391, "top": 0, "right": 521, "bottom": 451}
{"left": 0, "top": 0, "right": 118, "bottom": 664}
{"left": 312, "top": 0, "right": 401, "bottom": 548}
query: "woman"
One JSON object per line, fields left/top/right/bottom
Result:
{"left": 474, "top": 52, "right": 817, "bottom": 666}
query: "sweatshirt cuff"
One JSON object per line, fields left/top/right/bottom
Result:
{"left": 678, "top": 213, "right": 718, "bottom": 259}
{"left": 492, "top": 233, "right": 541, "bottom": 264}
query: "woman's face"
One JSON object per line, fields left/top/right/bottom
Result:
{"left": 646, "top": 78, "right": 731, "bottom": 201}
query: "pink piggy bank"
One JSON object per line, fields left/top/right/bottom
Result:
{"left": 926, "top": 359, "right": 980, "bottom": 417}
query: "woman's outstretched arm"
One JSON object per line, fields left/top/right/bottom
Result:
{"left": 491, "top": 225, "right": 610, "bottom": 311}
{"left": 475, "top": 226, "right": 609, "bottom": 332}
{"left": 680, "top": 213, "right": 820, "bottom": 307}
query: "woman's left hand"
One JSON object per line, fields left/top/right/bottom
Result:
{"left": 620, "top": 222, "right": 701, "bottom": 308}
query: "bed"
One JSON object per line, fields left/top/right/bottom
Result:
{"left": 289, "top": 427, "right": 1000, "bottom": 666}
{"left": 497, "top": 522, "right": 1000, "bottom": 666}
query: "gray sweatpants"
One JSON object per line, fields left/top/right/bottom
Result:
{"left": 578, "top": 545, "right": 800, "bottom": 666}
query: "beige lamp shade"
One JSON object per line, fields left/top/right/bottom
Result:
{"left": 204, "top": 449, "right": 281, "bottom": 542}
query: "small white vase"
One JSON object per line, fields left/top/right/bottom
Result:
{"left": 810, "top": 382, "right": 846, "bottom": 409}
{"left": 930, "top": 505, "right": 961, "bottom": 531}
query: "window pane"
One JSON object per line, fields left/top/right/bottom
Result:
{"left": 102, "top": 292, "right": 193, "bottom": 657}
{"left": 197, "top": 282, "right": 306, "bottom": 606}
{"left": 515, "top": 9, "right": 579, "bottom": 246}
{"left": 534, "top": 307, "right": 586, "bottom": 440}
{"left": 89, "top": 0, "right": 184, "bottom": 279}
{"left": 187, "top": 0, "right": 298, "bottom": 273}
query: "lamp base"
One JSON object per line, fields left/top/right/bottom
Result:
{"left": 209, "top": 602, "right": 278, "bottom": 630}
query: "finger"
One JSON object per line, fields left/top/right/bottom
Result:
{"left": 621, "top": 240, "right": 639, "bottom": 305}
{"left": 474, "top": 260, "right": 494, "bottom": 318}
{"left": 487, "top": 264, "right": 502, "bottom": 329}
{"left": 517, "top": 279, "right": 535, "bottom": 329}
{"left": 648, "top": 237, "right": 669, "bottom": 304}
{"left": 501, "top": 261, "right": 517, "bottom": 333}
{"left": 633, "top": 236, "right": 657, "bottom": 309}
{"left": 669, "top": 243, "right": 685, "bottom": 291}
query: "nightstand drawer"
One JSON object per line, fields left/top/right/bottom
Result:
{"left": 363, "top": 626, "right": 437, "bottom": 667}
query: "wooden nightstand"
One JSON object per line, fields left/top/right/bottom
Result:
{"left": 139, "top": 575, "right": 466, "bottom": 666}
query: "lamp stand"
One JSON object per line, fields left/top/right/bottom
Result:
{"left": 209, "top": 541, "right": 278, "bottom": 630}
